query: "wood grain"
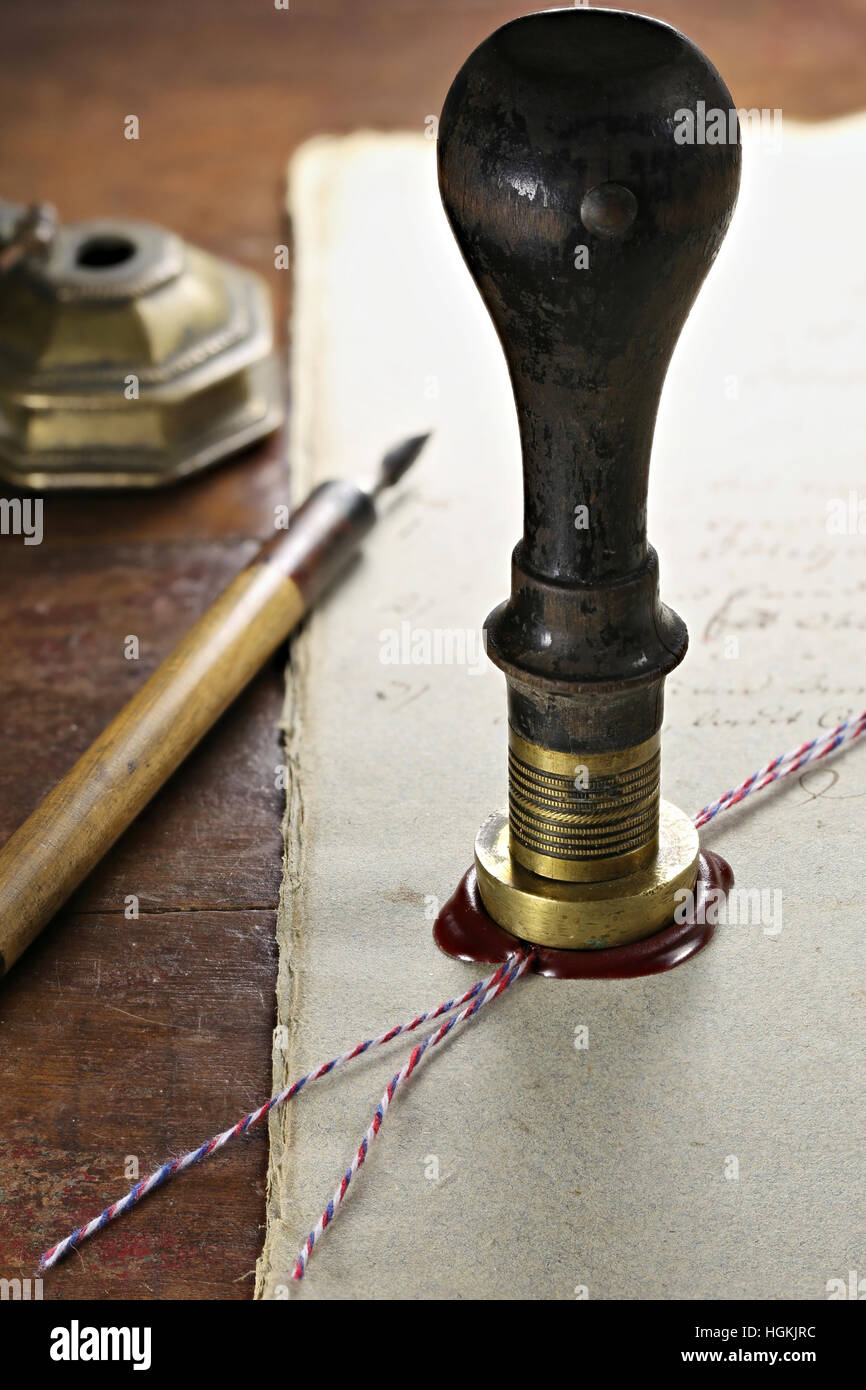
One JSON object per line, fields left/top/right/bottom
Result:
{"left": 0, "top": 907, "right": 277, "bottom": 1300}
{"left": 0, "top": 0, "right": 863, "bottom": 1302}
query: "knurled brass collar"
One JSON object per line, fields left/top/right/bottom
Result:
{"left": 507, "top": 728, "right": 661, "bottom": 883}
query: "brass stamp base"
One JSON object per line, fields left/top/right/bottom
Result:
{"left": 474, "top": 800, "right": 700, "bottom": 950}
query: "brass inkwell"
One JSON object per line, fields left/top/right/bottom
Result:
{"left": 0, "top": 198, "right": 282, "bottom": 488}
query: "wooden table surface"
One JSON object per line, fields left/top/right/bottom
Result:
{"left": 1, "top": 0, "right": 864, "bottom": 1301}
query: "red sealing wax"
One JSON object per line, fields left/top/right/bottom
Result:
{"left": 433, "top": 850, "right": 733, "bottom": 980}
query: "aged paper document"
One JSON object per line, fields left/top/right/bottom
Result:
{"left": 256, "top": 126, "right": 865, "bottom": 1299}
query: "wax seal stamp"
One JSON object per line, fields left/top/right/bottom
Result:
{"left": 437, "top": 7, "right": 740, "bottom": 953}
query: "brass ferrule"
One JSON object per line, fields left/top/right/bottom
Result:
{"left": 507, "top": 729, "right": 661, "bottom": 883}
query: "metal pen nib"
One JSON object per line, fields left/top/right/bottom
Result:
{"left": 369, "top": 431, "right": 431, "bottom": 499}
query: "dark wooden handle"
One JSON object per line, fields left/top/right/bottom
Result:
{"left": 438, "top": 6, "right": 741, "bottom": 588}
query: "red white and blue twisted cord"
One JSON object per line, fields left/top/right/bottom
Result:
{"left": 692, "top": 709, "right": 866, "bottom": 828}
{"left": 37, "top": 709, "right": 866, "bottom": 1279}
{"left": 39, "top": 958, "right": 517, "bottom": 1271}
{"left": 291, "top": 948, "right": 534, "bottom": 1279}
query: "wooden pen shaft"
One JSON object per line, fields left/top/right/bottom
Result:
{"left": 0, "top": 475, "right": 381, "bottom": 975}
{"left": 0, "top": 560, "right": 305, "bottom": 973}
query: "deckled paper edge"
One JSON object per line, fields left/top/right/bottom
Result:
{"left": 253, "top": 137, "right": 325, "bottom": 1300}
{"left": 254, "top": 134, "right": 420, "bottom": 1297}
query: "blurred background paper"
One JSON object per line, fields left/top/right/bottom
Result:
{"left": 256, "top": 126, "right": 866, "bottom": 1300}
